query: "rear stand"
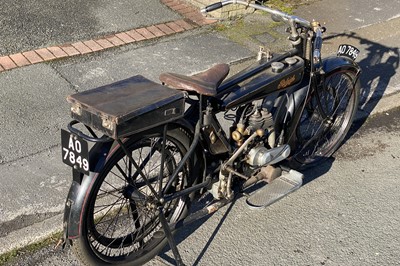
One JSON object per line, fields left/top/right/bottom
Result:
{"left": 159, "top": 206, "right": 186, "bottom": 266}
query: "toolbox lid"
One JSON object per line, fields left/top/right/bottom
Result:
{"left": 67, "top": 75, "right": 185, "bottom": 124}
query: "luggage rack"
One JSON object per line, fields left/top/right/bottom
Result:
{"left": 67, "top": 120, "right": 114, "bottom": 143}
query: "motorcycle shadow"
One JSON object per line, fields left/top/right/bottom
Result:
{"left": 325, "top": 31, "right": 400, "bottom": 142}
{"left": 158, "top": 158, "right": 334, "bottom": 265}
{"left": 158, "top": 192, "right": 236, "bottom": 266}
{"left": 301, "top": 157, "right": 335, "bottom": 185}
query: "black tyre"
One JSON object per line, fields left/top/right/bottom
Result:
{"left": 290, "top": 69, "right": 360, "bottom": 168}
{"left": 72, "top": 126, "right": 195, "bottom": 265}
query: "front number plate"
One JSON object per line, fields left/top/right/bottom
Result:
{"left": 61, "top": 129, "right": 90, "bottom": 175}
{"left": 337, "top": 44, "right": 360, "bottom": 61}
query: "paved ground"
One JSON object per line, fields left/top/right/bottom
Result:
{"left": 1, "top": 0, "right": 400, "bottom": 264}
{"left": 4, "top": 106, "right": 400, "bottom": 266}
{"left": 0, "top": 0, "right": 181, "bottom": 55}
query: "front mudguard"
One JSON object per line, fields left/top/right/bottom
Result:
{"left": 322, "top": 55, "right": 361, "bottom": 82}
{"left": 63, "top": 140, "right": 113, "bottom": 241}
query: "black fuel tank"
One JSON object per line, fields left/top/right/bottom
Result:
{"left": 222, "top": 56, "right": 304, "bottom": 109}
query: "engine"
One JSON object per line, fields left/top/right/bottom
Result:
{"left": 209, "top": 101, "right": 291, "bottom": 200}
{"left": 231, "top": 103, "right": 285, "bottom": 167}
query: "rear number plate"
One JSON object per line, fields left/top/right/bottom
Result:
{"left": 337, "top": 44, "right": 360, "bottom": 60}
{"left": 61, "top": 129, "right": 89, "bottom": 175}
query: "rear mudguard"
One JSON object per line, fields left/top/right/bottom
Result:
{"left": 63, "top": 140, "right": 113, "bottom": 240}
{"left": 62, "top": 119, "right": 202, "bottom": 241}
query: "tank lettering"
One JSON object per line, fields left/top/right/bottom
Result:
{"left": 278, "top": 75, "right": 296, "bottom": 89}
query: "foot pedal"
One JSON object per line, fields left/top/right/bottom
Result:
{"left": 246, "top": 170, "right": 303, "bottom": 210}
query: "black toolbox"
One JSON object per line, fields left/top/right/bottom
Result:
{"left": 67, "top": 75, "right": 185, "bottom": 139}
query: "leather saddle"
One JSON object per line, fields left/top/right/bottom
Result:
{"left": 159, "top": 64, "right": 230, "bottom": 96}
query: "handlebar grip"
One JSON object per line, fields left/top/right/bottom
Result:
{"left": 201, "top": 2, "right": 223, "bottom": 13}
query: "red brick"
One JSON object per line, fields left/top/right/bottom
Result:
{"left": 146, "top": 26, "right": 165, "bottom": 37}
{"left": 184, "top": 11, "right": 204, "bottom": 23}
{"left": 178, "top": 6, "right": 197, "bottom": 15}
{"left": 47, "top": 46, "right": 68, "bottom": 58}
{"left": 155, "top": 23, "right": 175, "bottom": 35}
{"left": 0, "top": 56, "right": 17, "bottom": 70}
{"left": 171, "top": 4, "right": 187, "bottom": 11}
{"left": 95, "top": 38, "right": 114, "bottom": 49}
{"left": 83, "top": 40, "right": 103, "bottom": 51}
{"left": 60, "top": 45, "right": 80, "bottom": 56}
{"left": 106, "top": 35, "right": 125, "bottom": 46}
{"left": 126, "top": 30, "right": 146, "bottom": 41}
{"left": 175, "top": 19, "right": 195, "bottom": 30}
{"left": 166, "top": 0, "right": 182, "bottom": 8}
{"left": 0, "top": 65, "right": 4, "bottom": 72}
{"left": 71, "top": 42, "right": 92, "bottom": 54}
{"left": 136, "top": 28, "right": 156, "bottom": 39}
{"left": 22, "top": 51, "right": 44, "bottom": 64}
{"left": 35, "top": 48, "right": 56, "bottom": 61}
{"left": 199, "top": 18, "right": 218, "bottom": 25}
{"left": 166, "top": 22, "right": 185, "bottom": 33}
{"left": 115, "top": 32, "right": 135, "bottom": 44}
{"left": 9, "top": 53, "right": 30, "bottom": 67}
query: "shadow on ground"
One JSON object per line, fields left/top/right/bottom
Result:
{"left": 326, "top": 32, "right": 400, "bottom": 137}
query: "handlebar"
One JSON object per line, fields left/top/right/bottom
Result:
{"left": 202, "top": 2, "right": 223, "bottom": 12}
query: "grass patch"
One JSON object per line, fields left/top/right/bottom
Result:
{"left": 264, "top": 0, "right": 295, "bottom": 14}
{"left": 210, "top": 13, "right": 289, "bottom": 54}
{"left": 0, "top": 231, "right": 62, "bottom": 265}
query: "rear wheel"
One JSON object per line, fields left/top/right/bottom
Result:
{"left": 72, "top": 126, "right": 195, "bottom": 265}
{"left": 290, "top": 69, "right": 360, "bottom": 168}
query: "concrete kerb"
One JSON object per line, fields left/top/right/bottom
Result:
{"left": 0, "top": 0, "right": 218, "bottom": 73}
{"left": 0, "top": 214, "right": 64, "bottom": 257}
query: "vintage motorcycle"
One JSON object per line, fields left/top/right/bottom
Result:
{"left": 60, "top": 0, "right": 361, "bottom": 265}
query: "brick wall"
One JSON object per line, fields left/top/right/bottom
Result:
{"left": 185, "top": 0, "right": 255, "bottom": 19}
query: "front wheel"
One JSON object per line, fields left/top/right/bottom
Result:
{"left": 290, "top": 69, "right": 360, "bottom": 168}
{"left": 72, "top": 126, "right": 196, "bottom": 265}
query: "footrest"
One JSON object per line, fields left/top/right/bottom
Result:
{"left": 246, "top": 170, "right": 303, "bottom": 210}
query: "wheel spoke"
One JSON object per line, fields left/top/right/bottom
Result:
{"left": 80, "top": 129, "right": 192, "bottom": 264}
{"left": 293, "top": 72, "right": 358, "bottom": 165}
{"left": 93, "top": 193, "right": 125, "bottom": 226}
